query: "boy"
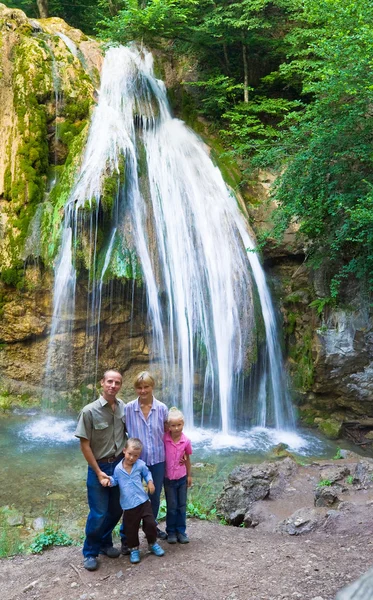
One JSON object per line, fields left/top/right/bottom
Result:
{"left": 102, "top": 437, "right": 165, "bottom": 563}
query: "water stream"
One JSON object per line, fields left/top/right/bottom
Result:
{"left": 47, "top": 45, "right": 295, "bottom": 436}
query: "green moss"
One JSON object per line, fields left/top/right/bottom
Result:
{"left": 41, "top": 124, "right": 90, "bottom": 261}
{"left": 318, "top": 418, "right": 342, "bottom": 440}
{"left": 288, "top": 327, "right": 314, "bottom": 391}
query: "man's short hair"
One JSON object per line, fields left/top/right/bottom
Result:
{"left": 102, "top": 369, "right": 122, "bottom": 381}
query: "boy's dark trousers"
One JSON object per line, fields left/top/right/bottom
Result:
{"left": 123, "top": 500, "right": 157, "bottom": 548}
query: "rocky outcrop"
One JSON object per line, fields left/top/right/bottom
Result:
{"left": 217, "top": 454, "right": 373, "bottom": 537}
{"left": 0, "top": 4, "right": 102, "bottom": 272}
{"left": 249, "top": 169, "right": 373, "bottom": 439}
{"left": 0, "top": 7, "right": 152, "bottom": 396}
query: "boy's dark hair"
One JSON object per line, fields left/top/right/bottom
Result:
{"left": 125, "top": 437, "right": 143, "bottom": 451}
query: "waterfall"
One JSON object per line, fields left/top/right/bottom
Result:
{"left": 47, "top": 45, "right": 295, "bottom": 433}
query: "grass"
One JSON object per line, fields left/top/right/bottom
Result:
{"left": 0, "top": 508, "right": 25, "bottom": 557}
{"left": 317, "top": 479, "right": 333, "bottom": 488}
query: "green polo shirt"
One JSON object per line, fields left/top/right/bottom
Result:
{"left": 75, "top": 396, "right": 127, "bottom": 461}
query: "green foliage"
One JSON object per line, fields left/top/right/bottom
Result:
{"left": 28, "top": 525, "right": 74, "bottom": 554}
{"left": 346, "top": 475, "right": 354, "bottom": 485}
{"left": 259, "top": 0, "right": 373, "bottom": 297}
{"left": 5, "top": 1, "right": 108, "bottom": 34}
{"left": 332, "top": 447, "right": 343, "bottom": 461}
{"left": 317, "top": 479, "right": 332, "bottom": 488}
{"left": 309, "top": 297, "right": 334, "bottom": 316}
{"left": 0, "top": 508, "right": 24, "bottom": 557}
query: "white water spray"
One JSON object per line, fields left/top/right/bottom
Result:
{"left": 47, "top": 45, "right": 295, "bottom": 434}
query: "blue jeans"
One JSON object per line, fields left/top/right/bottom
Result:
{"left": 164, "top": 475, "right": 187, "bottom": 535}
{"left": 147, "top": 461, "right": 165, "bottom": 522}
{"left": 83, "top": 458, "right": 124, "bottom": 558}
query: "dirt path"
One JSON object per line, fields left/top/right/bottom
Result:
{"left": 1, "top": 519, "right": 372, "bottom": 600}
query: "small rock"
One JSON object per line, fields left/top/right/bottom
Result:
{"left": 22, "top": 580, "right": 39, "bottom": 593}
{"left": 116, "top": 570, "right": 123, "bottom": 579}
{"left": 71, "top": 582, "right": 78, "bottom": 588}
{"left": 32, "top": 517, "right": 46, "bottom": 531}
{"left": 7, "top": 513, "right": 25, "bottom": 527}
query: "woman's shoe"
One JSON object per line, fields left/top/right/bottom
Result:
{"left": 149, "top": 542, "right": 165, "bottom": 556}
{"left": 130, "top": 549, "right": 141, "bottom": 563}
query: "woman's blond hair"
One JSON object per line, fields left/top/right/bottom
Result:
{"left": 167, "top": 406, "right": 184, "bottom": 423}
{"left": 133, "top": 371, "right": 155, "bottom": 388}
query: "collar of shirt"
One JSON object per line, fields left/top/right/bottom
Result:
{"left": 164, "top": 431, "right": 187, "bottom": 446}
{"left": 99, "top": 395, "right": 120, "bottom": 408}
{"left": 134, "top": 397, "right": 157, "bottom": 412}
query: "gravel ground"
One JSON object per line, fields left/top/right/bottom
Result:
{"left": 1, "top": 519, "right": 373, "bottom": 600}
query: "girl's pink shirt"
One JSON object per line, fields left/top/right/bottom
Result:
{"left": 164, "top": 431, "right": 192, "bottom": 480}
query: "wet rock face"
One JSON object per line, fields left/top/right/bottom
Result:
{"left": 0, "top": 267, "right": 151, "bottom": 394}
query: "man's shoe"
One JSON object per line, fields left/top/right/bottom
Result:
{"left": 177, "top": 532, "right": 190, "bottom": 544}
{"left": 149, "top": 542, "right": 165, "bottom": 557}
{"left": 83, "top": 556, "right": 98, "bottom": 571}
{"left": 100, "top": 546, "right": 120, "bottom": 558}
{"left": 167, "top": 533, "right": 177, "bottom": 544}
{"left": 156, "top": 527, "right": 167, "bottom": 540}
{"left": 130, "top": 549, "right": 140, "bottom": 564}
{"left": 121, "top": 542, "right": 130, "bottom": 556}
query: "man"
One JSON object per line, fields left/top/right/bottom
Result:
{"left": 75, "top": 369, "right": 128, "bottom": 571}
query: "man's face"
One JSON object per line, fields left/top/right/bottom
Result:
{"left": 101, "top": 371, "right": 122, "bottom": 401}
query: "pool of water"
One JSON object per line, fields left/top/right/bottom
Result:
{"left": 0, "top": 412, "right": 357, "bottom": 532}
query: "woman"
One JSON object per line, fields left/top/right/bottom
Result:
{"left": 124, "top": 371, "right": 168, "bottom": 539}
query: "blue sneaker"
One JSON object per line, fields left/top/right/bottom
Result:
{"left": 130, "top": 549, "right": 140, "bottom": 564}
{"left": 149, "top": 542, "right": 165, "bottom": 557}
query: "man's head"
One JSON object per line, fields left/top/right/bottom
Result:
{"left": 101, "top": 369, "right": 122, "bottom": 402}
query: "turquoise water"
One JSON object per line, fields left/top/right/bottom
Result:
{"left": 0, "top": 413, "right": 354, "bottom": 531}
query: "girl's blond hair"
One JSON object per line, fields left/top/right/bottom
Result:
{"left": 167, "top": 406, "right": 184, "bottom": 423}
{"left": 133, "top": 371, "right": 155, "bottom": 388}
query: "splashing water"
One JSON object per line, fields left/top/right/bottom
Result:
{"left": 47, "top": 45, "right": 295, "bottom": 436}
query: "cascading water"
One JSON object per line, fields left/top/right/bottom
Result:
{"left": 47, "top": 45, "right": 295, "bottom": 436}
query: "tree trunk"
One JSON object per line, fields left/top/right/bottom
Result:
{"left": 223, "top": 43, "right": 230, "bottom": 74}
{"left": 242, "top": 41, "right": 249, "bottom": 103}
{"left": 107, "top": 1, "right": 120, "bottom": 16}
{"left": 36, "top": 0, "right": 48, "bottom": 18}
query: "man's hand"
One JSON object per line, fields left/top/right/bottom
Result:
{"left": 99, "top": 472, "right": 111, "bottom": 487}
{"left": 147, "top": 481, "right": 155, "bottom": 494}
{"left": 187, "top": 476, "right": 192, "bottom": 488}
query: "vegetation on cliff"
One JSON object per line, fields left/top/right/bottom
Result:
{"left": 97, "top": 0, "right": 373, "bottom": 299}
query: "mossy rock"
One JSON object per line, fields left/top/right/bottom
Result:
{"left": 318, "top": 418, "right": 343, "bottom": 440}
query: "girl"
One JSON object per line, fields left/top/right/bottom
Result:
{"left": 164, "top": 407, "right": 192, "bottom": 544}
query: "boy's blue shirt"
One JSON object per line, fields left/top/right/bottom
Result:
{"left": 110, "top": 458, "right": 153, "bottom": 510}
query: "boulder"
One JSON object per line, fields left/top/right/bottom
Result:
{"left": 216, "top": 458, "right": 297, "bottom": 525}
{"left": 278, "top": 507, "right": 326, "bottom": 535}
{"left": 314, "top": 486, "right": 340, "bottom": 508}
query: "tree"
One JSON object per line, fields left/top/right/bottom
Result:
{"left": 262, "top": 0, "right": 373, "bottom": 295}
{"left": 36, "top": 0, "right": 48, "bottom": 17}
